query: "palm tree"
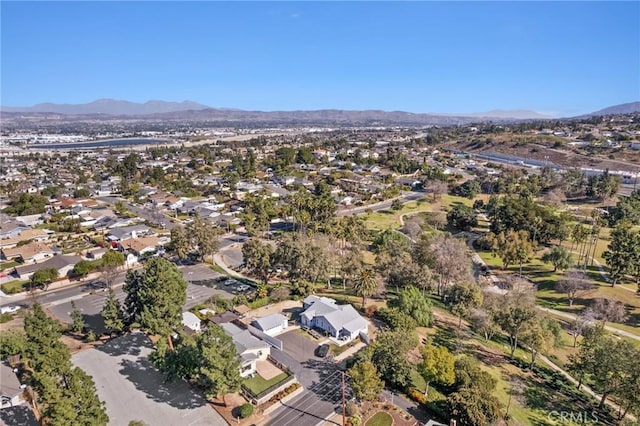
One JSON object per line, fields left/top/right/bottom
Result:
{"left": 353, "top": 268, "right": 378, "bottom": 308}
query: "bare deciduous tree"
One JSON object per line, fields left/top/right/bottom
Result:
{"left": 424, "top": 180, "right": 448, "bottom": 202}
{"left": 587, "top": 298, "right": 628, "bottom": 328}
{"left": 569, "top": 310, "right": 595, "bottom": 348}
{"left": 556, "top": 269, "right": 596, "bottom": 307}
{"left": 414, "top": 234, "right": 471, "bottom": 297}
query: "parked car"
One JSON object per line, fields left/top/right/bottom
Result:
{"left": 315, "top": 344, "right": 330, "bottom": 358}
{"left": 0, "top": 305, "right": 21, "bottom": 314}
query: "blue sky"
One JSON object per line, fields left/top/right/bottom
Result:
{"left": 1, "top": 1, "right": 638, "bottom": 116}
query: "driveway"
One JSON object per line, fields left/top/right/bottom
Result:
{"left": 72, "top": 333, "right": 226, "bottom": 426}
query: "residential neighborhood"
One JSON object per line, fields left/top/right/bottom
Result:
{"left": 1, "top": 108, "right": 640, "bottom": 426}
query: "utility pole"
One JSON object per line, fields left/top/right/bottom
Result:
{"left": 342, "top": 371, "right": 346, "bottom": 426}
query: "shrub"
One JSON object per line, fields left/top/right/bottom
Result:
{"left": 248, "top": 297, "right": 269, "bottom": 310}
{"left": 408, "top": 387, "right": 428, "bottom": 405}
{"left": 1, "top": 281, "right": 28, "bottom": 295}
{"left": 0, "top": 313, "right": 14, "bottom": 324}
{"left": 345, "top": 401, "right": 359, "bottom": 417}
{"left": 348, "top": 415, "right": 361, "bottom": 426}
{"left": 238, "top": 403, "right": 253, "bottom": 419}
{"left": 365, "top": 305, "right": 378, "bottom": 318}
{"left": 269, "top": 286, "right": 291, "bottom": 302}
{"left": 86, "top": 330, "right": 97, "bottom": 342}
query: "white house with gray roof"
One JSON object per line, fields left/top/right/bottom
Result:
{"left": 220, "top": 323, "right": 270, "bottom": 377}
{"left": 251, "top": 313, "right": 288, "bottom": 336}
{"left": 300, "top": 296, "right": 368, "bottom": 342}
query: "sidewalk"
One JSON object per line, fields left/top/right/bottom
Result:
{"left": 539, "top": 353, "right": 636, "bottom": 422}
{"left": 536, "top": 306, "right": 639, "bottom": 341}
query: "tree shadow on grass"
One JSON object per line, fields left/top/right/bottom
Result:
{"left": 432, "top": 325, "right": 458, "bottom": 353}
{"left": 118, "top": 354, "right": 207, "bottom": 410}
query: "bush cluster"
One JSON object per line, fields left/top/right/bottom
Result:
{"left": 406, "top": 387, "right": 428, "bottom": 405}
{"left": 266, "top": 382, "right": 301, "bottom": 404}
{"left": 238, "top": 403, "right": 253, "bottom": 419}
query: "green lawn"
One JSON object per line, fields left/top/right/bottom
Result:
{"left": 365, "top": 412, "right": 393, "bottom": 426}
{"left": 0, "top": 261, "right": 18, "bottom": 271}
{"left": 0, "top": 280, "right": 29, "bottom": 295}
{"left": 243, "top": 372, "right": 289, "bottom": 396}
{"left": 362, "top": 194, "right": 477, "bottom": 230}
{"left": 476, "top": 245, "right": 640, "bottom": 333}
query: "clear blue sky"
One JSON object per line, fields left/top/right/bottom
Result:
{"left": 2, "top": 1, "right": 639, "bottom": 116}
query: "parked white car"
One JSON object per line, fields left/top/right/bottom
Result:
{"left": 1, "top": 305, "right": 21, "bottom": 314}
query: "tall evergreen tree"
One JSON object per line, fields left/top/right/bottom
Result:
{"left": 196, "top": 324, "right": 242, "bottom": 405}
{"left": 101, "top": 288, "right": 125, "bottom": 336}
{"left": 123, "top": 257, "right": 187, "bottom": 349}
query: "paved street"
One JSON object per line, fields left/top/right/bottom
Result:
{"left": 266, "top": 331, "right": 347, "bottom": 426}
{"left": 337, "top": 191, "right": 425, "bottom": 216}
{"left": 48, "top": 281, "right": 224, "bottom": 333}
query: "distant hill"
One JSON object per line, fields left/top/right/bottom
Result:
{"left": 0, "top": 99, "right": 557, "bottom": 124}
{"left": 466, "top": 109, "right": 552, "bottom": 119}
{"left": 584, "top": 102, "right": 640, "bottom": 117}
{"left": 1, "top": 99, "right": 210, "bottom": 115}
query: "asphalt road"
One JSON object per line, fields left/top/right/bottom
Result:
{"left": 45, "top": 264, "right": 233, "bottom": 332}
{"left": 266, "top": 331, "right": 348, "bottom": 426}
{"left": 336, "top": 191, "right": 425, "bottom": 217}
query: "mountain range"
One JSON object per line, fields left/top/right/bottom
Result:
{"left": 1, "top": 99, "right": 210, "bottom": 116}
{"left": 2, "top": 99, "right": 638, "bottom": 125}
{"left": 582, "top": 101, "right": 640, "bottom": 117}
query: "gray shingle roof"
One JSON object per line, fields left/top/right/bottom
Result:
{"left": 220, "top": 323, "right": 270, "bottom": 355}
{"left": 252, "top": 313, "right": 287, "bottom": 332}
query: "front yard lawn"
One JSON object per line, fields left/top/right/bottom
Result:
{"left": 365, "top": 412, "right": 393, "bottom": 426}
{"left": 243, "top": 372, "right": 289, "bottom": 395}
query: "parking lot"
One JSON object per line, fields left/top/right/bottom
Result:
{"left": 72, "top": 333, "right": 227, "bottom": 426}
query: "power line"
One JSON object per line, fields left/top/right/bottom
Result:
{"left": 275, "top": 369, "right": 343, "bottom": 426}
{"left": 275, "top": 369, "right": 349, "bottom": 426}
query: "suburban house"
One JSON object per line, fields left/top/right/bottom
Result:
{"left": 93, "top": 216, "right": 132, "bottom": 231}
{"left": 0, "top": 216, "right": 29, "bottom": 240}
{"left": 13, "top": 255, "right": 82, "bottom": 280}
{"left": 0, "top": 362, "right": 25, "bottom": 409}
{"left": 86, "top": 247, "right": 108, "bottom": 260}
{"left": 181, "top": 312, "right": 202, "bottom": 334}
{"left": 0, "top": 228, "right": 51, "bottom": 250}
{"left": 251, "top": 313, "right": 288, "bottom": 337}
{"left": 119, "top": 236, "right": 162, "bottom": 257}
{"left": 220, "top": 322, "right": 271, "bottom": 378}
{"left": 106, "top": 225, "right": 152, "bottom": 242}
{"left": 300, "top": 295, "right": 368, "bottom": 342}
{"left": 1, "top": 242, "right": 54, "bottom": 264}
